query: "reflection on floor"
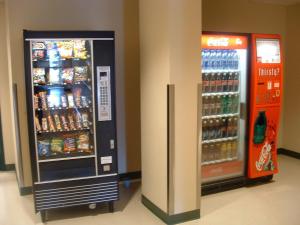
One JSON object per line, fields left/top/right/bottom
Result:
{"left": 0, "top": 155, "right": 299, "bottom": 225}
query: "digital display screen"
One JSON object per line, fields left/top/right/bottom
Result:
{"left": 256, "top": 39, "right": 281, "bottom": 64}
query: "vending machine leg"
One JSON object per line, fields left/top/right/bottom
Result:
{"left": 40, "top": 210, "right": 47, "bottom": 223}
{"left": 108, "top": 201, "right": 114, "bottom": 213}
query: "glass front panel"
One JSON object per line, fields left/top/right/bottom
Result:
{"left": 31, "top": 39, "right": 96, "bottom": 181}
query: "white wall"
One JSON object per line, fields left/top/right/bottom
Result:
{"left": 4, "top": 0, "right": 140, "bottom": 186}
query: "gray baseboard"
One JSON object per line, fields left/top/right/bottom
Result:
{"left": 5, "top": 164, "right": 15, "bottom": 171}
{"left": 20, "top": 186, "right": 33, "bottom": 196}
{"left": 278, "top": 148, "right": 300, "bottom": 160}
{"left": 141, "top": 195, "right": 200, "bottom": 225}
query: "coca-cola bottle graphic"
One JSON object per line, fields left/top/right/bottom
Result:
{"left": 253, "top": 111, "right": 267, "bottom": 144}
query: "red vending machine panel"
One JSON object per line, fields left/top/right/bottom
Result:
{"left": 248, "top": 34, "right": 283, "bottom": 178}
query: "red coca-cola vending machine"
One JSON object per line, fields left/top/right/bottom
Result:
{"left": 201, "top": 33, "right": 283, "bottom": 194}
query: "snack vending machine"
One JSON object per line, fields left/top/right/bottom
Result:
{"left": 24, "top": 31, "right": 118, "bottom": 221}
{"left": 201, "top": 34, "right": 249, "bottom": 188}
{"left": 248, "top": 34, "right": 282, "bottom": 179}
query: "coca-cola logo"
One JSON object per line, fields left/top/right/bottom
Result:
{"left": 256, "top": 142, "right": 271, "bottom": 171}
{"left": 207, "top": 38, "right": 229, "bottom": 47}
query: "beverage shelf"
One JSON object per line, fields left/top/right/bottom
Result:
{"left": 37, "top": 127, "right": 90, "bottom": 135}
{"left": 38, "top": 154, "right": 96, "bottom": 163}
{"left": 202, "top": 113, "right": 239, "bottom": 119}
{"left": 36, "top": 106, "right": 91, "bottom": 111}
{"left": 201, "top": 156, "right": 238, "bottom": 166}
{"left": 202, "top": 70, "right": 240, "bottom": 74}
{"left": 202, "top": 136, "right": 238, "bottom": 144}
{"left": 202, "top": 91, "right": 239, "bottom": 97}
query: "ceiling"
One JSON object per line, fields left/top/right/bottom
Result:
{"left": 251, "top": 0, "right": 300, "bottom": 5}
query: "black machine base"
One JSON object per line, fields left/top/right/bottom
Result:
{"left": 202, "top": 175, "right": 274, "bottom": 196}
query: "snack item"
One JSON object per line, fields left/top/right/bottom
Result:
{"left": 68, "top": 114, "right": 76, "bottom": 130}
{"left": 48, "top": 68, "right": 61, "bottom": 84}
{"left": 47, "top": 41, "right": 61, "bottom": 67}
{"left": 81, "top": 96, "right": 88, "bottom": 108}
{"left": 75, "top": 112, "right": 82, "bottom": 129}
{"left": 42, "top": 117, "right": 48, "bottom": 131}
{"left": 33, "top": 68, "right": 46, "bottom": 84}
{"left": 61, "top": 115, "right": 69, "bottom": 130}
{"left": 35, "top": 116, "right": 41, "bottom": 132}
{"left": 73, "top": 87, "right": 82, "bottom": 107}
{"left": 67, "top": 94, "right": 75, "bottom": 108}
{"left": 74, "top": 40, "right": 87, "bottom": 59}
{"left": 34, "top": 95, "right": 39, "bottom": 109}
{"left": 74, "top": 66, "right": 88, "bottom": 82}
{"left": 51, "top": 138, "right": 64, "bottom": 154}
{"left": 77, "top": 133, "right": 90, "bottom": 152}
{"left": 38, "top": 140, "right": 50, "bottom": 157}
{"left": 47, "top": 95, "right": 54, "bottom": 108}
{"left": 54, "top": 113, "right": 62, "bottom": 130}
{"left": 39, "top": 92, "right": 47, "bottom": 109}
{"left": 64, "top": 136, "right": 76, "bottom": 152}
{"left": 62, "top": 68, "right": 74, "bottom": 84}
{"left": 32, "top": 42, "right": 46, "bottom": 61}
{"left": 82, "top": 113, "right": 89, "bottom": 128}
{"left": 61, "top": 95, "right": 68, "bottom": 108}
{"left": 57, "top": 41, "right": 73, "bottom": 59}
{"left": 47, "top": 115, "right": 56, "bottom": 132}
{"left": 33, "top": 42, "right": 46, "bottom": 50}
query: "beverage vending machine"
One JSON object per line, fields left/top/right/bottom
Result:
{"left": 201, "top": 33, "right": 282, "bottom": 193}
{"left": 24, "top": 31, "right": 118, "bottom": 221}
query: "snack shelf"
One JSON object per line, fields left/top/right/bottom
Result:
{"left": 201, "top": 156, "right": 238, "bottom": 166}
{"left": 37, "top": 127, "right": 90, "bottom": 135}
{"left": 202, "top": 91, "right": 239, "bottom": 97}
{"left": 34, "top": 81, "right": 91, "bottom": 87}
{"left": 36, "top": 106, "right": 91, "bottom": 111}
{"left": 202, "top": 136, "right": 238, "bottom": 144}
{"left": 202, "top": 70, "right": 240, "bottom": 74}
{"left": 38, "top": 154, "right": 96, "bottom": 163}
{"left": 32, "top": 57, "right": 90, "bottom": 62}
{"left": 202, "top": 113, "right": 239, "bottom": 119}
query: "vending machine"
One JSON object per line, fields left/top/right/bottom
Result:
{"left": 248, "top": 34, "right": 282, "bottom": 179}
{"left": 24, "top": 30, "right": 118, "bottom": 221}
{"left": 200, "top": 33, "right": 282, "bottom": 194}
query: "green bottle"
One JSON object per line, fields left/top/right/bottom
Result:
{"left": 253, "top": 111, "right": 267, "bottom": 144}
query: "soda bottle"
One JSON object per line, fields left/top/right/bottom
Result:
{"left": 233, "top": 72, "right": 239, "bottom": 91}
{"left": 227, "top": 118, "right": 233, "bottom": 137}
{"left": 232, "top": 117, "right": 239, "bottom": 136}
{"left": 253, "top": 111, "right": 267, "bottom": 144}
{"left": 220, "top": 118, "right": 227, "bottom": 138}
{"left": 210, "top": 96, "right": 216, "bottom": 115}
{"left": 222, "top": 72, "right": 228, "bottom": 92}
{"left": 220, "top": 142, "right": 227, "bottom": 160}
{"left": 227, "top": 72, "right": 234, "bottom": 92}
{"left": 210, "top": 50, "right": 217, "bottom": 70}
{"left": 209, "top": 144, "right": 215, "bottom": 161}
{"left": 227, "top": 94, "right": 233, "bottom": 114}
{"left": 231, "top": 141, "right": 238, "bottom": 158}
{"left": 203, "top": 50, "right": 209, "bottom": 71}
{"left": 209, "top": 73, "right": 216, "bottom": 93}
{"left": 228, "top": 50, "right": 234, "bottom": 70}
{"left": 215, "top": 143, "right": 221, "bottom": 161}
{"left": 226, "top": 141, "right": 233, "bottom": 158}
{"left": 202, "top": 119, "right": 208, "bottom": 140}
{"left": 201, "top": 50, "right": 206, "bottom": 71}
{"left": 215, "top": 73, "right": 222, "bottom": 92}
{"left": 221, "top": 49, "right": 228, "bottom": 70}
{"left": 202, "top": 72, "right": 210, "bottom": 93}
{"left": 208, "top": 119, "right": 215, "bottom": 140}
{"left": 232, "top": 94, "right": 239, "bottom": 113}
{"left": 233, "top": 50, "right": 239, "bottom": 70}
{"left": 215, "top": 95, "right": 222, "bottom": 115}
{"left": 203, "top": 96, "right": 210, "bottom": 116}
{"left": 215, "top": 118, "right": 222, "bottom": 138}
{"left": 202, "top": 144, "right": 209, "bottom": 162}
{"left": 221, "top": 95, "right": 228, "bottom": 114}
{"left": 216, "top": 50, "right": 222, "bottom": 70}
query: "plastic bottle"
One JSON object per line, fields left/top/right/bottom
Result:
{"left": 227, "top": 141, "right": 233, "bottom": 158}
{"left": 202, "top": 72, "right": 210, "bottom": 93}
{"left": 233, "top": 72, "right": 239, "bottom": 92}
{"left": 202, "top": 120, "right": 208, "bottom": 140}
{"left": 216, "top": 72, "right": 222, "bottom": 92}
{"left": 208, "top": 119, "right": 215, "bottom": 140}
{"left": 227, "top": 94, "right": 233, "bottom": 114}
{"left": 232, "top": 117, "right": 238, "bottom": 136}
{"left": 231, "top": 141, "right": 238, "bottom": 158}
{"left": 221, "top": 118, "right": 227, "bottom": 138}
{"left": 216, "top": 50, "right": 222, "bottom": 70}
{"left": 215, "top": 118, "right": 222, "bottom": 138}
{"left": 209, "top": 144, "right": 215, "bottom": 161}
{"left": 209, "top": 73, "right": 216, "bottom": 93}
{"left": 233, "top": 50, "right": 239, "bottom": 70}
{"left": 203, "top": 96, "right": 210, "bottom": 116}
{"left": 210, "top": 50, "right": 217, "bottom": 71}
{"left": 221, "top": 49, "right": 228, "bottom": 70}
{"left": 221, "top": 142, "right": 227, "bottom": 160}
{"left": 215, "top": 143, "right": 221, "bottom": 161}
{"left": 215, "top": 95, "right": 222, "bottom": 115}
{"left": 227, "top": 118, "right": 233, "bottom": 137}
{"left": 232, "top": 94, "right": 239, "bottom": 113}
{"left": 221, "top": 95, "right": 228, "bottom": 114}
{"left": 201, "top": 50, "right": 206, "bottom": 70}
{"left": 222, "top": 72, "right": 228, "bottom": 92}
{"left": 202, "top": 144, "right": 209, "bottom": 162}
{"left": 210, "top": 96, "right": 216, "bottom": 115}
{"left": 253, "top": 111, "right": 267, "bottom": 144}
{"left": 227, "top": 72, "right": 234, "bottom": 92}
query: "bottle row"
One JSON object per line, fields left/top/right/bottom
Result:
{"left": 33, "top": 66, "right": 90, "bottom": 85}
{"left": 202, "top": 94, "right": 239, "bottom": 116}
{"left": 32, "top": 40, "right": 90, "bottom": 62}
{"left": 202, "top": 49, "right": 239, "bottom": 71}
{"left": 202, "top": 72, "right": 239, "bottom": 93}
{"left": 35, "top": 88, "right": 91, "bottom": 110}
{"left": 35, "top": 111, "right": 91, "bottom": 133}
{"left": 202, "top": 140, "right": 238, "bottom": 164}
{"left": 38, "top": 132, "right": 93, "bottom": 158}
{"left": 202, "top": 117, "right": 239, "bottom": 141}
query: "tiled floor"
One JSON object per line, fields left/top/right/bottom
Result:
{"left": 0, "top": 155, "right": 299, "bottom": 225}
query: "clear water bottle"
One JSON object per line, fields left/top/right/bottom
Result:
{"left": 202, "top": 50, "right": 206, "bottom": 71}
{"left": 210, "top": 50, "right": 217, "bottom": 71}
{"left": 216, "top": 50, "right": 222, "bottom": 71}
{"left": 221, "top": 49, "right": 228, "bottom": 70}
{"left": 233, "top": 50, "right": 239, "bottom": 70}
{"left": 229, "top": 50, "right": 235, "bottom": 70}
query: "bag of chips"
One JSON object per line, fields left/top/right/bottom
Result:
{"left": 75, "top": 112, "right": 82, "bottom": 129}
{"left": 33, "top": 68, "right": 46, "bottom": 84}
{"left": 62, "top": 68, "right": 74, "bottom": 84}
{"left": 57, "top": 41, "right": 74, "bottom": 59}
{"left": 35, "top": 116, "right": 41, "bottom": 132}
{"left": 42, "top": 117, "right": 48, "bottom": 131}
{"left": 51, "top": 138, "right": 64, "bottom": 154}
{"left": 34, "top": 95, "right": 39, "bottom": 109}
{"left": 54, "top": 113, "right": 62, "bottom": 131}
{"left": 68, "top": 114, "right": 76, "bottom": 130}
{"left": 74, "top": 40, "right": 87, "bottom": 59}
{"left": 61, "top": 115, "right": 69, "bottom": 130}
{"left": 38, "top": 140, "right": 50, "bottom": 157}
{"left": 67, "top": 94, "right": 75, "bottom": 108}
{"left": 39, "top": 92, "right": 47, "bottom": 109}
{"left": 82, "top": 113, "right": 89, "bottom": 128}
{"left": 73, "top": 87, "right": 82, "bottom": 107}
{"left": 61, "top": 95, "right": 68, "bottom": 108}
{"left": 81, "top": 96, "right": 89, "bottom": 108}
{"left": 48, "top": 115, "right": 56, "bottom": 132}
{"left": 48, "top": 68, "right": 61, "bottom": 84}
{"left": 64, "top": 135, "right": 76, "bottom": 152}
{"left": 74, "top": 66, "right": 88, "bottom": 82}
{"left": 77, "top": 133, "right": 90, "bottom": 152}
